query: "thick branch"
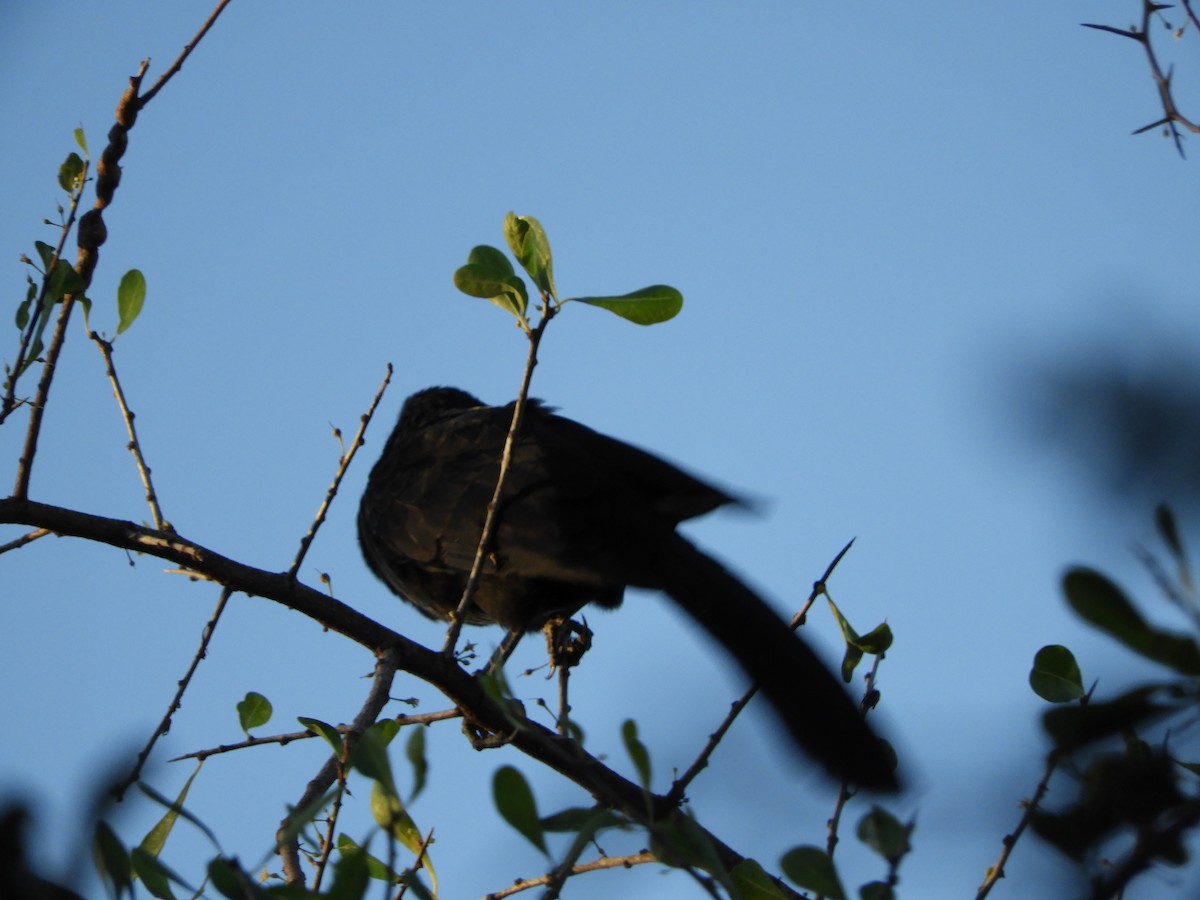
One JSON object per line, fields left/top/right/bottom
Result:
{"left": 0, "top": 497, "right": 800, "bottom": 891}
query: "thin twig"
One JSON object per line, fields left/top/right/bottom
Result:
{"left": 0, "top": 527, "right": 51, "bottom": 555}
{"left": 90, "top": 331, "right": 169, "bottom": 530}
{"left": 484, "top": 852, "right": 658, "bottom": 899}
{"left": 289, "top": 364, "right": 392, "bottom": 579}
{"left": 975, "top": 751, "right": 1060, "bottom": 899}
{"left": 137, "top": 0, "right": 235, "bottom": 107}
{"left": 111, "top": 586, "right": 234, "bottom": 802}
{"left": 170, "top": 707, "right": 460, "bottom": 762}
{"left": 665, "top": 539, "right": 856, "bottom": 806}
{"left": 442, "top": 304, "right": 556, "bottom": 654}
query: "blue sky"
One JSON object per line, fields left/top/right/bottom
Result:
{"left": 3, "top": 2, "right": 1199, "bottom": 897}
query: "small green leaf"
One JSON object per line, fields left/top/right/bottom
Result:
{"left": 299, "top": 717, "right": 343, "bottom": 754}
{"left": 730, "top": 859, "right": 789, "bottom": 899}
{"left": 47, "top": 258, "right": 86, "bottom": 301}
{"left": 236, "top": 691, "right": 272, "bottom": 734}
{"left": 1063, "top": 568, "right": 1200, "bottom": 674}
{"left": 139, "top": 765, "right": 203, "bottom": 858}
{"left": 406, "top": 726, "right": 428, "bottom": 801}
{"left": 130, "top": 847, "right": 190, "bottom": 900}
{"left": 74, "top": 126, "right": 89, "bottom": 155}
{"left": 1029, "top": 645, "right": 1085, "bottom": 703}
{"left": 493, "top": 765, "right": 547, "bottom": 854}
{"left": 93, "top": 821, "right": 132, "bottom": 898}
{"left": 135, "top": 780, "right": 221, "bottom": 853}
{"left": 34, "top": 241, "right": 56, "bottom": 269}
{"left": 116, "top": 269, "right": 146, "bottom": 335}
{"left": 856, "top": 806, "right": 910, "bottom": 863}
{"left": 540, "top": 806, "right": 627, "bottom": 833}
{"left": 621, "top": 719, "right": 652, "bottom": 789}
{"left": 350, "top": 719, "right": 401, "bottom": 794}
{"left": 453, "top": 261, "right": 528, "bottom": 320}
{"left": 370, "top": 779, "right": 435, "bottom": 893}
{"left": 207, "top": 857, "right": 270, "bottom": 899}
{"left": 58, "top": 152, "right": 85, "bottom": 193}
{"left": 572, "top": 284, "right": 682, "bottom": 325}
{"left": 503, "top": 212, "right": 556, "bottom": 298}
{"left": 326, "top": 844, "right": 371, "bottom": 899}
{"left": 779, "top": 846, "right": 846, "bottom": 900}
{"left": 15, "top": 298, "right": 31, "bottom": 330}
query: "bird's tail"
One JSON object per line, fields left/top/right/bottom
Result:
{"left": 657, "top": 538, "right": 897, "bottom": 791}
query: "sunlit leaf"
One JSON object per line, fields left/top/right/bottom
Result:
{"left": 116, "top": 269, "right": 146, "bottom": 335}
{"left": 58, "top": 152, "right": 85, "bottom": 193}
{"left": 299, "top": 716, "right": 343, "bottom": 753}
{"left": 503, "top": 212, "right": 555, "bottom": 297}
{"left": 572, "top": 284, "right": 682, "bottom": 325}
{"left": 236, "top": 691, "right": 272, "bottom": 733}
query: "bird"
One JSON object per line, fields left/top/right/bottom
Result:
{"left": 357, "top": 386, "right": 897, "bottom": 790}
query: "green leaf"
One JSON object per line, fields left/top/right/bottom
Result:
{"left": 370, "top": 779, "right": 434, "bottom": 892}
{"left": 1063, "top": 568, "right": 1200, "bottom": 674}
{"left": 116, "top": 269, "right": 146, "bottom": 335}
{"left": 74, "top": 126, "right": 89, "bottom": 155}
{"left": 350, "top": 719, "right": 401, "bottom": 794}
{"left": 406, "top": 726, "right": 428, "bottom": 801}
{"left": 139, "top": 765, "right": 203, "bottom": 858}
{"left": 207, "top": 857, "right": 271, "bottom": 899}
{"left": 299, "top": 716, "right": 343, "bottom": 753}
{"left": 540, "top": 806, "right": 627, "bottom": 833}
{"left": 135, "top": 779, "right": 221, "bottom": 853}
{"left": 130, "top": 847, "right": 190, "bottom": 900}
{"left": 856, "top": 806, "right": 910, "bottom": 863}
{"left": 779, "top": 846, "right": 846, "bottom": 900}
{"left": 1029, "top": 644, "right": 1085, "bottom": 703}
{"left": 58, "top": 152, "right": 85, "bottom": 193}
{"left": 34, "top": 241, "right": 56, "bottom": 269}
{"left": 452, "top": 244, "right": 528, "bottom": 320}
{"left": 572, "top": 284, "right": 682, "bottom": 325}
{"left": 503, "top": 212, "right": 556, "bottom": 298}
{"left": 93, "top": 821, "right": 133, "bottom": 898}
{"left": 730, "top": 859, "right": 789, "bottom": 899}
{"left": 493, "top": 765, "right": 547, "bottom": 854}
{"left": 621, "top": 719, "right": 652, "bottom": 790}
{"left": 47, "top": 258, "right": 86, "bottom": 301}
{"left": 325, "top": 844, "right": 371, "bottom": 900}
{"left": 236, "top": 691, "right": 272, "bottom": 733}
{"left": 860, "top": 882, "right": 896, "bottom": 900}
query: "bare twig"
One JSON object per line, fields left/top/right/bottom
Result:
{"left": 1084, "top": 0, "right": 1200, "bottom": 155}
{"left": 0, "top": 527, "right": 51, "bottom": 555}
{"left": 289, "top": 364, "right": 392, "bottom": 579}
{"left": 665, "top": 539, "right": 857, "bottom": 807}
{"left": 137, "top": 0, "right": 234, "bottom": 107}
{"left": 442, "top": 303, "right": 557, "bottom": 654}
{"left": 169, "top": 708, "right": 460, "bottom": 762}
{"left": 112, "top": 586, "right": 234, "bottom": 802}
{"left": 89, "top": 332, "right": 169, "bottom": 530}
{"left": 484, "top": 852, "right": 658, "bottom": 899}
{"left": 975, "top": 752, "right": 1060, "bottom": 899}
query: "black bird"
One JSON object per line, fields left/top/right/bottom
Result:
{"left": 358, "top": 386, "right": 897, "bottom": 790}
